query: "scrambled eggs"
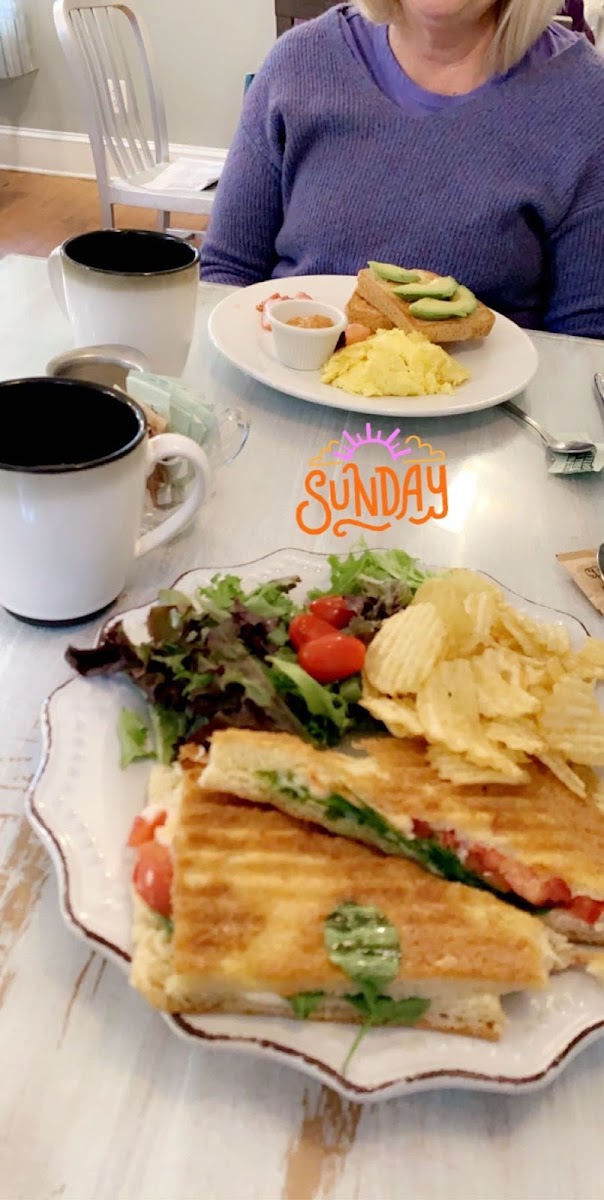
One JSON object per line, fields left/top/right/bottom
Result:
{"left": 321, "top": 329, "right": 470, "bottom": 397}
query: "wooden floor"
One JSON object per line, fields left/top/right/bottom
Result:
{"left": 0, "top": 170, "right": 208, "bottom": 258}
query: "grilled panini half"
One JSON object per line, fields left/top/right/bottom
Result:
{"left": 130, "top": 755, "right": 569, "bottom": 1040}
{"left": 200, "top": 730, "right": 604, "bottom": 944}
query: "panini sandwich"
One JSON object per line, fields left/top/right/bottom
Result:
{"left": 130, "top": 751, "right": 570, "bottom": 1041}
{"left": 200, "top": 730, "right": 604, "bottom": 944}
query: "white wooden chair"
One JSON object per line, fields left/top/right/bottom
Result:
{"left": 53, "top": 0, "right": 219, "bottom": 231}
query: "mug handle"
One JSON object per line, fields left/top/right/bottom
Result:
{"left": 48, "top": 245, "right": 68, "bottom": 316}
{"left": 135, "top": 432, "right": 210, "bottom": 558}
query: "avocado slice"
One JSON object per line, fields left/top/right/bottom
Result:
{"left": 394, "top": 275, "right": 458, "bottom": 301}
{"left": 368, "top": 260, "right": 421, "bottom": 284}
{"left": 409, "top": 285, "right": 478, "bottom": 321}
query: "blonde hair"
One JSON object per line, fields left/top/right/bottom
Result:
{"left": 356, "top": 1, "right": 563, "bottom": 73}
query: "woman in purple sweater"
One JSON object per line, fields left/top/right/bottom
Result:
{"left": 201, "top": 1, "right": 604, "bottom": 337}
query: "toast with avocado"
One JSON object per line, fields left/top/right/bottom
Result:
{"left": 354, "top": 265, "right": 496, "bottom": 344}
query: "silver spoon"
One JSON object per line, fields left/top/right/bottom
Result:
{"left": 503, "top": 401, "right": 596, "bottom": 456}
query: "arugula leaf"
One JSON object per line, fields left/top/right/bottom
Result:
{"left": 117, "top": 708, "right": 154, "bottom": 769}
{"left": 194, "top": 574, "right": 299, "bottom": 626}
{"left": 324, "top": 901, "right": 428, "bottom": 1073}
{"left": 243, "top": 577, "right": 300, "bottom": 622}
{"left": 346, "top": 986, "right": 429, "bottom": 1026}
{"left": 309, "top": 545, "right": 427, "bottom": 599}
{"left": 322, "top": 792, "right": 406, "bottom": 849}
{"left": 324, "top": 901, "right": 400, "bottom": 986}
{"left": 195, "top": 574, "right": 244, "bottom": 621}
{"left": 287, "top": 991, "right": 325, "bottom": 1019}
{"left": 341, "top": 986, "right": 429, "bottom": 1073}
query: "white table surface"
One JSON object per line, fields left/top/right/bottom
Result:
{"left": 1, "top": 253, "right": 604, "bottom": 1200}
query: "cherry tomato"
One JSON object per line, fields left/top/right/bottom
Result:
{"left": 288, "top": 612, "right": 337, "bottom": 650}
{"left": 127, "top": 810, "right": 167, "bottom": 847}
{"left": 566, "top": 895, "right": 604, "bottom": 925}
{"left": 297, "top": 632, "right": 366, "bottom": 684}
{"left": 132, "top": 841, "right": 173, "bottom": 917}
{"left": 309, "top": 595, "right": 356, "bottom": 630}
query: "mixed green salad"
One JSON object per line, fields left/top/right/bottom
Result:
{"left": 66, "top": 546, "right": 427, "bottom": 766}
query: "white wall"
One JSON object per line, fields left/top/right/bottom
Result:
{"left": 0, "top": 0, "right": 276, "bottom": 150}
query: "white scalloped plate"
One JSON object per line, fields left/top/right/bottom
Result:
{"left": 26, "top": 549, "right": 604, "bottom": 1102}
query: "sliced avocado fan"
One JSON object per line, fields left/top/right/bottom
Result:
{"left": 368, "top": 260, "right": 421, "bottom": 284}
{"left": 410, "top": 285, "right": 478, "bottom": 321}
{"left": 394, "top": 275, "right": 458, "bottom": 301}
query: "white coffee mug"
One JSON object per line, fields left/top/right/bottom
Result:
{"left": 0, "top": 377, "right": 210, "bottom": 624}
{"left": 48, "top": 229, "right": 199, "bottom": 375}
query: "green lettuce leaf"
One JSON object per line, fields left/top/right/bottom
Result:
{"left": 149, "top": 706, "right": 188, "bottom": 764}
{"left": 268, "top": 657, "right": 350, "bottom": 738}
{"left": 310, "top": 545, "right": 427, "bottom": 598}
{"left": 117, "top": 708, "right": 154, "bottom": 769}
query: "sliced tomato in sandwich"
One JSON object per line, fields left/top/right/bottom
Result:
{"left": 565, "top": 896, "right": 604, "bottom": 925}
{"left": 132, "top": 841, "right": 173, "bottom": 918}
{"left": 127, "top": 810, "right": 167, "bottom": 847}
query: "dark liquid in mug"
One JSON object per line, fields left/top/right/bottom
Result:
{"left": 63, "top": 228, "right": 198, "bottom": 276}
{"left": 0, "top": 378, "right": 145, "bottom": 472}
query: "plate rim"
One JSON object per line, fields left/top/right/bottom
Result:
{"left": 207, "top": 274, "right": 540, "bottom": 418}
{"left": 25, "top": 547, "right": 601, "bottom": 1103}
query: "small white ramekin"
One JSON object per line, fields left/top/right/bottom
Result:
{"left": 269, "top": 299, "right": 347, "bottom": 371}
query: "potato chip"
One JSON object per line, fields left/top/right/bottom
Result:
{"left": 566, "top": 639, "right": 604, "bottom": 682}
{"left": 485, "top": 719, "right": 544, "bottom": 755}
{"left": 518, "top": 656, "right": 550, "bottom": 689}
{"left": 416, "top": 659, "right": 528, "bottom": 780}
{"left": 462, "top": 590, "right": 498, "bottom": 654}
{"left": 412, "top": 571, "right": 498, "bottom": 659}
{"left": 360, "top": 690, "right": 423, "bottom": 738}
{"left": 539, "top": 677, "right": 604, "bottom": 765}
{"left": 427, "top": 743, "right": 530, "bottom": 786}
{"left": 363, "top": 603, "right": 447, "bottom": 696}
{"left": 496, "top": 604, "right": 571, "bottom": 658}
{"left": 360, "top": 570, "right": 604, "bottom": 796}
{"left": 414, "top": 569, "right": 500, "bottom": 605}
{"left": 471, "top": 650, "right": 539, "bottom": 718}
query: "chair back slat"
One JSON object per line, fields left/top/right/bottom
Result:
{"left": 55, "top": 0, "right": 170, "bottom": 184}
{"left": 91, "top": 7, "right": 151, "bottom": 174}
{"left": 72, "top": 8, "right": 133, "bottom": 177}
{"left": 104, "top": 9, "right": 154, "bottom": 167}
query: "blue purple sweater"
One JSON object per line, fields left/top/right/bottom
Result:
{"left": 201, "top": 5, "right": 604, "bottom": 336}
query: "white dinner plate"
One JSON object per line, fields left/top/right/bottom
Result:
{"left": 26, "top": 549, "right": 604, "bottom": 1103}
{"left": 208, "top": 276, "right": 539, "bottom": 418}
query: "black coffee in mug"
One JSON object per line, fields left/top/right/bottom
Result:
{"left": 63, "top": 229, "right": 198, "bottom": 275}
{"left": 0, "top": 377, "right": 209, "bottom": 624}
{"left": 48, "top": 229, "right": 200, "bottom": 374}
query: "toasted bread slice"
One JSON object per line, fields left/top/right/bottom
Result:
{"left": 200, "top": 730, "right": 604, "bottom": 944}
{"left": 345, "top": 288, "right": 394, "bottom": 333}
{"left": 130, "top": 756, "right": 568, "bottom": 1040}
{"left": 356, "top": 268, "right": 496, "bottom": 344}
